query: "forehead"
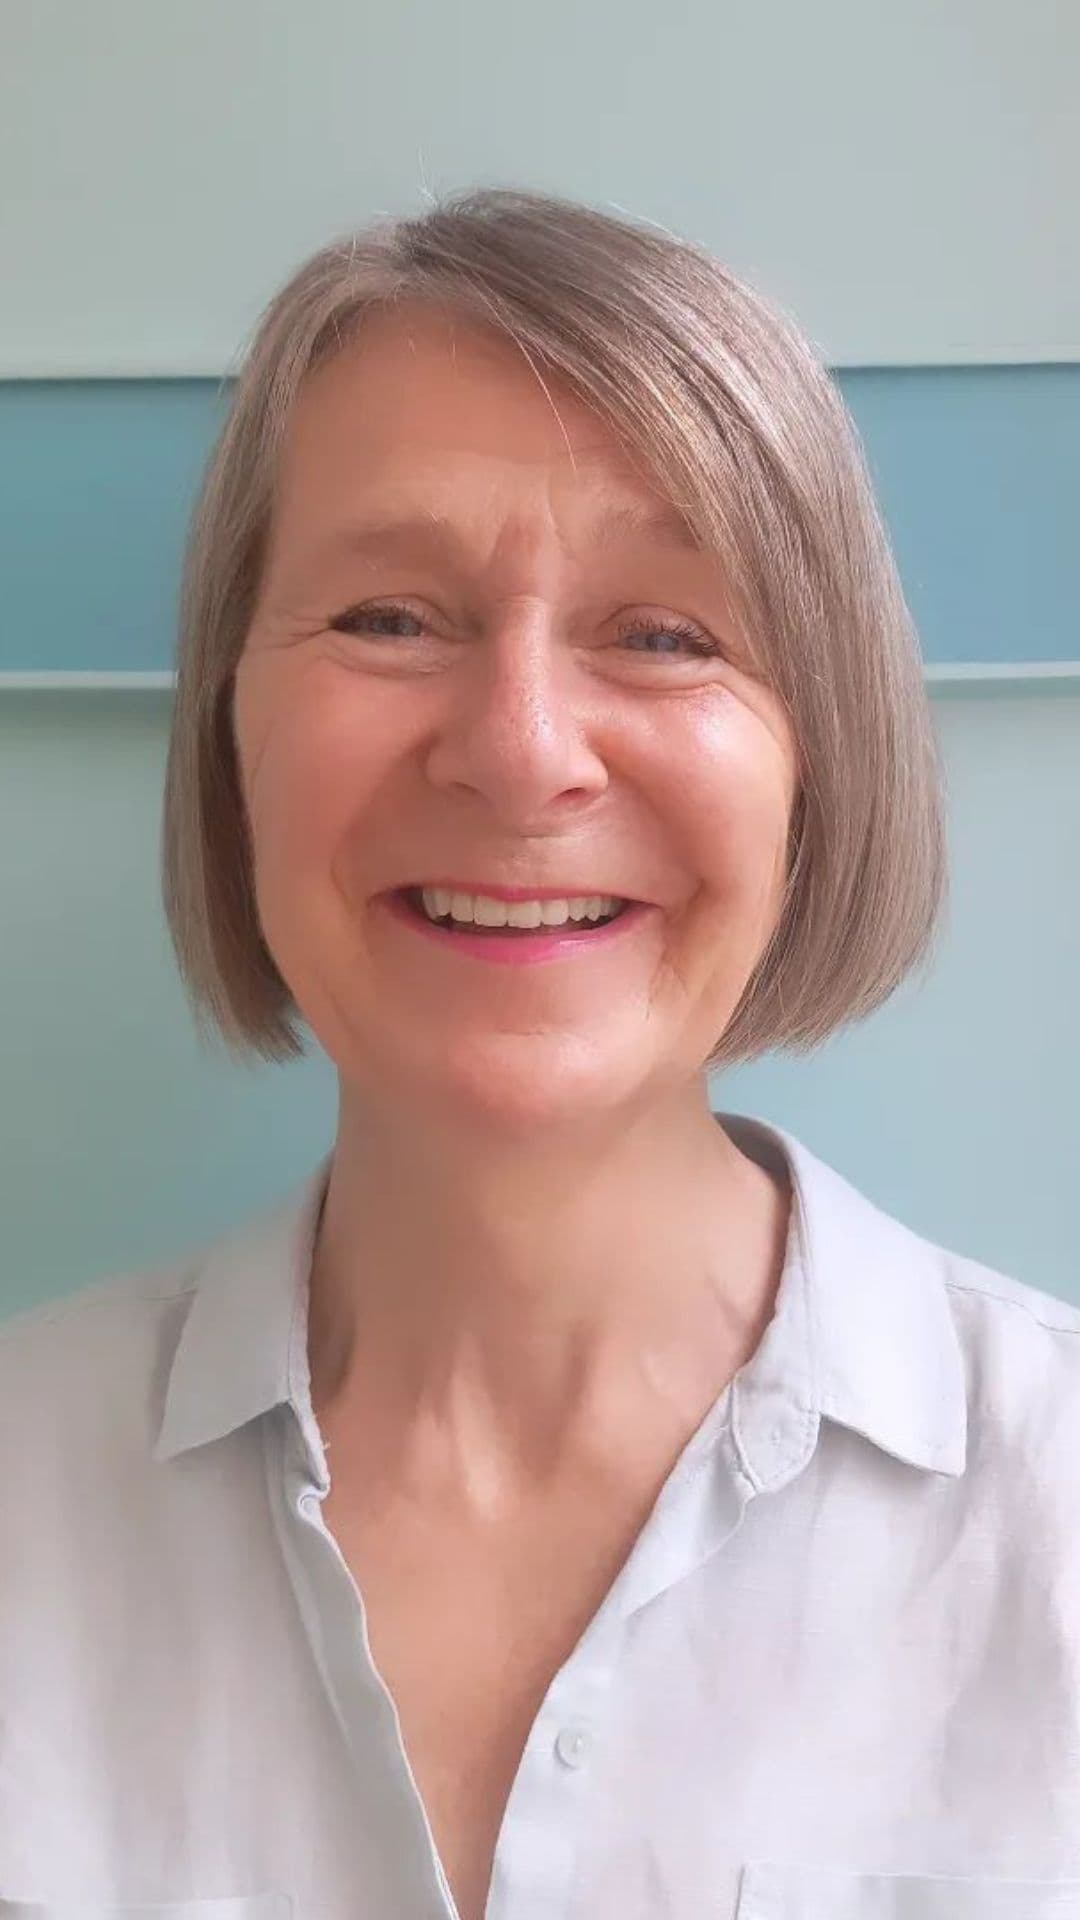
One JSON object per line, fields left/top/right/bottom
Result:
{"left": 272, "top": 304, "right": 696, "bottom": 546}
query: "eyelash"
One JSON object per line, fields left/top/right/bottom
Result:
{"left": 327, "top": 601, "right": 725, "bottom": 661}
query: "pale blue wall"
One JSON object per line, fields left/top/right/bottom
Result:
{"left": 1, "top": 687, "right": 1076, "bottom": 1320}
{"left": 2, "top": 0, "right": 1076, "bottom": 373}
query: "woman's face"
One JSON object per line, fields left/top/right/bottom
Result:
{"left": 233, "top": 304, "right": 799, "bottom": 1132}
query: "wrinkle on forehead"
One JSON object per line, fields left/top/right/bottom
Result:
{"left": 270, "top": 306, "right": 721, "bottom": 609}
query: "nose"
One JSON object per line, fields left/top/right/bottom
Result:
{"left": 422, "top": 605, "right": 610, "bottom": 826}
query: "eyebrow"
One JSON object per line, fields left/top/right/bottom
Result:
{"left": 588, "top": 501, "right": 704, "bottom": 553}
{"left": 303, "top": 499, "right": 705, "bottom": 572}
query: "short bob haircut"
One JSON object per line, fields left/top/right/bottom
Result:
{"left": 162, "top": 187, "right": 947, "bottom": 1073}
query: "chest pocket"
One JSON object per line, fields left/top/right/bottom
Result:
{"left": 0, "top": 1900, "right": 291, "bottom": 1918}
{"left": 737, "top": 1863, "right": 1080, "bottom": 1917}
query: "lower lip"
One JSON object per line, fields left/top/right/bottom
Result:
{"left": 382, "top": 890, "right": 652, "bottom": 965}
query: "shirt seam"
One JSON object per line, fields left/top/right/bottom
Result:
{"left": 0, "top": 1272, "right": 198, "bottom": 1349}
{"left": 943, "top": 1275, "right": 1080, "bottom": 1336}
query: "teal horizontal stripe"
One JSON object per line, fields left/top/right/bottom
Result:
{"left": 0, "top": 367, "right": 1076, "bottom": 672}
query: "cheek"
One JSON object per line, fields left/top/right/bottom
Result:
{"left": 234, "top": 669, "right": 394, "bottom": 884}
{"left": 671, "top": 703, "right": 797, "bottom": 909}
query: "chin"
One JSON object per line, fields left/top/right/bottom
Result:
{"left": 424, "top": 1028, "right": 647, "bottom": 1136}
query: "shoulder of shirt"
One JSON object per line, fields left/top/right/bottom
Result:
{"left": 940, "top": 1238, "right": 1080, "bottom": 1408}
{"left": 0, "top": 1248, "right": 200, "bottom": 1353}
{"left": 890, "top": 1216, "right": 1080, "bottom": 1488}
{"left": 921, "top": 1240, "right": 1080, "bottom": 1517}
{"left": 936, "top": 1238, "right": 1080, "bottom": 1336}
{"left": 0, "top": 1252, "right": 231, "bottom": 1660}
{"left": 0, "top": 1162, "right": 323, "bottom": 1475}
{"left": 0, "top": 1245, "right": 203, "bottom": 1440}
{"left": 862, "top": 1171, "right": 1080, "bottom": 1389}
{"left": 769, "top": 1113, "right": 1080, "bottom": 1481}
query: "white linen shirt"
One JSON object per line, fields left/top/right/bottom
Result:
{"left": 3, "top": 1109, "right": 1080, "bottom": 1920}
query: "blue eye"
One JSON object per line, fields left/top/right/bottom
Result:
{"left": 327, "top": 602, "right": 724, "bottom": 662}
{"left": 615, "top": 617, "right": 723, "bottom": 660}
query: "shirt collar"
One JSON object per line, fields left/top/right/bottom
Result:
{"left": 152, "top": 1154, "right": 333, "bottom": 1474}
{"left": 721, "top": 1111, "right": 967, "bottom": 1485}
{"left": 152, "top": 1113, "right": 967, "bottom": 1482}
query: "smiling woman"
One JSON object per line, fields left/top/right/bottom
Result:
{"left": 169, "top": 250, "right": 932, "bottom": 1084}
{"left": 3, "top": 188, "right": 1080, "bottom": 1919}
{"left": 221, "top": 296, "right": 805, "bottom": 1141}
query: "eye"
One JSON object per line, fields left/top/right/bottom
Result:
{"left": 614, "top": 615, "right": 724, "bottom": 661}
{"left": 327, "top": 600, "right": 425, "bottom": 638}
{"left": 324, "top": 601, "right": 727, "bottom": 662}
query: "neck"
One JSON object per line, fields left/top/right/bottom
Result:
{"left": 307, "top": 1085, "right": 791, "bottom": 1509}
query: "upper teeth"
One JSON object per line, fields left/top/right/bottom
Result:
{"left": 419, "top": 889, "right": 626, "bottom": 928}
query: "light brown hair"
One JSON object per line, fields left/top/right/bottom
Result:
{"left": 161, "top": 187, "right": 947, "bottom": 1071}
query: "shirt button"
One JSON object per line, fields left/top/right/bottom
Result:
{"left": 555, "top": 1723, "right": 592, "bottom": 1768}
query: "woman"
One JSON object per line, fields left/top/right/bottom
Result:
{"left": 2, "top": 189, "right": 1078, "bottom": 1918}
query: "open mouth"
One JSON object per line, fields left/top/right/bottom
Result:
{"left": 398, "top": 888, "right": 630, "bottom": 936}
